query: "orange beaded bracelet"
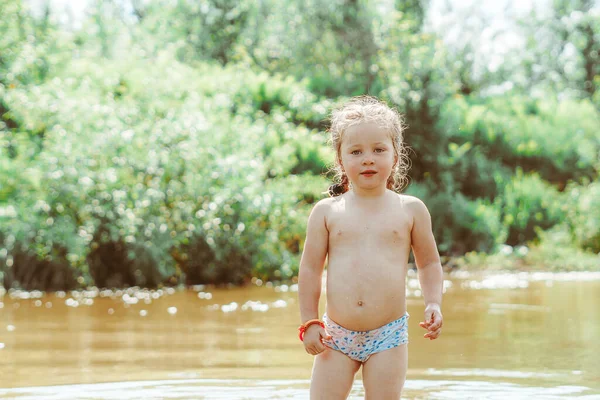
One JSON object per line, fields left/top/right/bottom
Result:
{"left": 298, "top": 319, "right": 325, "bottom": 341}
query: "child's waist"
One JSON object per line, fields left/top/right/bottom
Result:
{"left": 323, "top": 311, "right": 409, "bottom": 335}
{"left": 324, "top": 303, "right": 408, "bottom": 332}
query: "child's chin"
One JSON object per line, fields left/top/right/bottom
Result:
{"left": 358, "top": 181, "right": 384, "bottom": 189}
{"left": 359, "top": 174, "right": 378, "bottom": 180}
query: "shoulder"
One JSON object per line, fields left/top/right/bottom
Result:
{"left": 308, "top": 197, "right": 336, "bottom": 220}
{"left": 306, "top": 197, "right": 335, "bottom": 232}
{"left": 313, "top": 196, "right": 337, "bottom": 210}
{"left": 396, "top": 193, "right": 428, "bottom": 209}
{"left": 396, "top": 194, "right": 430, "bottom": 220}
{"left": 313, "top": 193, "right": 349, "bottom": 211}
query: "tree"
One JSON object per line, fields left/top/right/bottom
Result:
{"left": 516, "top": 0, "right": 599, "bottom": 104}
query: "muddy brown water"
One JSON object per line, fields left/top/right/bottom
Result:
{"left": 1, "top": 271, "right": 599, "bottom": 399}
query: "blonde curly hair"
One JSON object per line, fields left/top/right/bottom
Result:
{"left": 327, "top": 96, "right": 410, "bottom": 196}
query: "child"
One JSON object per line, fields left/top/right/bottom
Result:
{"left": 297, "top": 96, "right": 444, "bottom": 399}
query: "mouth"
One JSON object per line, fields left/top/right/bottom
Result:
{"left": 360, "top": 170, "right": 377, "bottom": 176}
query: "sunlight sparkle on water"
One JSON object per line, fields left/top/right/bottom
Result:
{"left": 241, "top": 301, "right": 269, "bottom": 312}
{"left": 221, "top": 302, "right": 238, "bottom": 313}
{"left": 65, "top": 298, "right": 79, "bottom": 307}
{"left": 272, "top": 300, "right": 287, "bottom": 308}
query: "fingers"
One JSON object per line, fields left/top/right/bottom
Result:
{"left": 420, "top": 309, "right": 443, "bottom": 340}
{"left": 432, "top": 312, "right": 443, "bottom": 329}
{"left": 320, "top": 329, "right": 332, "bottom": 341}
{"left": 423, "top": 327, "right": 442, "bottom": 340}
{"left": 427, "top": 316, "right": 443, "bottom": 330}
{"left": 304, "top": 328, "right": 331, "bottom": 355}
{"left": 304, "top": 342, "right": 327, "bottom": 355}
{"left": 421, "top": 311, "right": 443, "bottom": 331}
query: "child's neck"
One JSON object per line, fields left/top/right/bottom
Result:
{"left": 350, "top": 186, "right": 387, "bottom": 199}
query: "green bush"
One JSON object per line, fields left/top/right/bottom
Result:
{"left": 527, "top": 226, "right": 600, "bottom": 270}
{"left": 495, "top": 171, "right": 565, "bottom": 245}
{"left": 459, "top": 225, "right": 600, "bottom": 272}
{"left": 2, "top": 0, "right": 599, "bottom": 290}
{"left": 405, "top": 181, "right": 506, "bottom": 254}
{"left": 438, "top": 95, "right": 600, "bottom": 185}
{"left": 565, "top": 182, "right": 600, "bottom": 253}
{"left": 0, "top": 54, "right": 329, "bottom": 289}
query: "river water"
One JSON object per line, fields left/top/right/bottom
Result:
{"left": 0, "top": 271, "right": 599, "bottom": 399}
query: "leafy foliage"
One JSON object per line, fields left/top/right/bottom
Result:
{"left": 1, "top": 0, "right": 598, "bottom": 290}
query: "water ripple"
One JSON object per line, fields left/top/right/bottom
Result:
{"left": 0, "top": 379, "right": 598, "bottom": 400}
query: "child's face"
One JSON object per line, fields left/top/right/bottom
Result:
{"left": 339, "top": 122, "right": 396, "bottom": 192}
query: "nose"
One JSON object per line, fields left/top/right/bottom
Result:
{"left": 362, "top": 155, "right": 374, "bottom": 165}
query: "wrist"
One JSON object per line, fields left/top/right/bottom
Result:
{"left": 298, "top": 319, "right": 324, "bottom": 341}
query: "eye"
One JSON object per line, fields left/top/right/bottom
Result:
{"left": 375, "top": 148, "right": 385, "bottom": 153}
{"left": 351, "top": 150, "right": 361, "bottom": 155}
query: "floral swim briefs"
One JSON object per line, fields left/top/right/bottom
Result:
{"left": 322, "top": 313, "right": 409, "bottom": 363}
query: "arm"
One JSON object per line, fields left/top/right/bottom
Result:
{"left": 297, "top": 199, "right": 331, "bottom": 354}
{"left": 298, "top": 200, "right": 329, "bottom": 324}
{"left": 408, "top": 197, "right": 444, "bottom": 339}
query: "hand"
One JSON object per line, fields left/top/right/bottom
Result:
{"left": 303, "top": 324, "right": 332, "bottom": 355}
{"left": 419, "top": 303, "right": 443, "bottom": 340}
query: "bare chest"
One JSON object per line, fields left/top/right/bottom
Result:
{"left": 327, "top": 211, "right": 412, "bottom": 248}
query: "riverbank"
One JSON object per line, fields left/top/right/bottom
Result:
{"left": 448, "top": 242, "right": 599, "bottom": 272}
{"left": 1, "top": 240, "right": 598, "bottom": 293}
